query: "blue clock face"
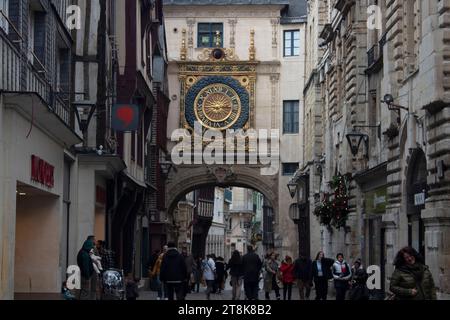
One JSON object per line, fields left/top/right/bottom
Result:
{"left": 185, "top": 76, "right": 249, "bottom": 130}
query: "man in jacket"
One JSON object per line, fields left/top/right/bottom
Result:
{"left": 293, "top": 255, "right": 313, "bottom": 300}
{"left": 332, "top": 253, "right": 352, "bottom": 300}
{"left": 160, "top": 242, "right": 188, "bottom": 300}
{"left": 181, "top": 247, "right": 194, "bottom": 298}
{"left": 242, "top": 245, "right": 263, "bottom": 300}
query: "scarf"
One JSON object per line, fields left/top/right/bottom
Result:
{"left": 400, "top": 263, "right": 425, "bottom": 282}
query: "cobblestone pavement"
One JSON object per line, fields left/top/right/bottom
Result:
{"left": 138, "top": 280, "right": 328, "bottom": 301}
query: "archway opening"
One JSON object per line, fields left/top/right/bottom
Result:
{"left": 406, "top": 149, "right": 427, "bottom": 259}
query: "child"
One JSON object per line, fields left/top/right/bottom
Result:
{"left": 125, "top": 274, "right": 139, "bottom": 301}
{"left": 89, "top": 248, "right": 103, "bottom": 274}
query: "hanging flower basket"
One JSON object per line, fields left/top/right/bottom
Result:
{"left": 313, "top": 174, "right": 350, "bottom": 229}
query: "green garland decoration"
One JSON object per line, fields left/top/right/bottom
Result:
{"left": 313, "top": 174, "right": 350, "bottom": 229}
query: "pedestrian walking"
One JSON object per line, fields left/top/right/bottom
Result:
{"left": 215, "top": 257, "right": 226, "bottom": 294}
{"left": 202, "top": 254, "right": 216, "bottom": 300}
{"left": 227, "top": 250, "right": 244, "bottom": 300}
{"left": 150, "top": 246, "right": 168, "bottom": 300}
{"left": 192, "top": 256, "right": 202, "bottom": 293}
{"left": 279, "top": 256, "right": 295, "bottom": 300}
{"left": 76, "top": 238, "right": 96, "bottom": 300}
{"left": 332, "top": 253, "right": 352, "bottom": 300}
{"left": 311, "top": 251, "right": 334, "bottom": 300}
{"left": 389, "top": 246, "right": 436, "bottom": 300}
{"left": 242, "top": 245, "right": 262, "bottom": 300}
{"left": 293, "top": 254, "right": 313, "bottom": 300}
{"left": 181, "top": 247, "right": 194, "bottom": 298}
{"left": 160, "top": 242, "right": 188, "bottom": 301}
{"left": 349, "top": 258, "right": 369, "bottom": 301}
{"left": 264, "top": 252, "right": 281, "bottom": 300}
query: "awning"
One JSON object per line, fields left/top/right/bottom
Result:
{"left": 122, "top": 170, "right": 147, "bottom": 189}
{"left": 77, "top": 153, "right": 127, "bottom": 178}
{"left": 1, "top": 92, "right": 82, "bottom": 147}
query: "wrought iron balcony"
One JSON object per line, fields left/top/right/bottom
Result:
{"left": 0, "top": 25, "right": 71, "bottom": 127}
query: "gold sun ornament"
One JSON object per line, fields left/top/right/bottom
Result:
{"left": 203, "top": 93, "right": 233, "bottom": 122}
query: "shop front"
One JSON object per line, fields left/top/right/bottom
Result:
{"left": 0, "top": 93, "right": 82, "bottom": 299}
{"left": 355, "top": 163, "right": 387, "bottom": 295}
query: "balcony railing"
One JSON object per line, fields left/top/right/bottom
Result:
{"left": 0, "top": 25, "right": 70, "bottom": 127}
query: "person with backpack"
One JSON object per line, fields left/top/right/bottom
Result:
{"left": 202, "top": 254, "right": 216, "bottom": 300}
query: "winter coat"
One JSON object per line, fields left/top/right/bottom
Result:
{"left": 183, "top": 253, "right": 194, "bottom": 275}
{"left": 263, "top": 259, "right": 279, "bottom": 291}
{"left": 279, "top": 262, "right": 295, "bottom": 284}
{"left": 242, "top": 252, "right": 262, "bottom": 282}
{"left": 349, "top": 269, "right": 369, "bottom": 300}
{"left": 160, "top": 248, "right": 188, "bottom": 283}
{"left": 202, "top": 258, "right": 216, "bottom": 281}
{"left": 227, "top": 259, "right": 244, "bottom": 278}
{"left": 77, "top": 240, "right": 95, "bottom": 279}
{"left": 215, "top": 260, "right": 226, "bottom": 281}
{"left": 293, "top": 257, "right": 313, "bottom": 281}
{"left": 389, "top": 264, "right": 437, "bottom": 300}
{"left": 312, "top": 258, "right": 334, "bottom": 280}
{"left": 332, "top": 260, "right": 352, "bottom": 289}
{"left": 150, "top": 253, "right": 164, "bottom": 277}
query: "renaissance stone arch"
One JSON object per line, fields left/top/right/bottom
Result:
{"left": 165, "top": 164, "right": 279, "bottom": 217}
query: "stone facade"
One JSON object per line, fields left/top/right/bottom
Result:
{"left": 303, "top": 0, "right": 450, "bottom": 296}
{"left": 163, "top": 1, "right": 306, "bottom": 258}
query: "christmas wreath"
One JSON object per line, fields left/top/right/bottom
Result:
{"left": 313, "top": 174, "right": 350, "bottom": 229}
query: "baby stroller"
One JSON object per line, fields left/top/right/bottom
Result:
{"left": 102, "top": 269, "right": 125, "bottom": 300}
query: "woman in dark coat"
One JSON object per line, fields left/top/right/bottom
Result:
{"left": 227, "top": 250, "right": 244, "bottom": 300}
{"left": 311, "top": 251, "right": 334, "bottom": 300}
{"left": 215, "top": 257, "right": 227, "bottom": 294}
{"left": 389, "top": 247, "right": 436, "bottom": 300}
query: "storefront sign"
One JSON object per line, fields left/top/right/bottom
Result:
{"left": 365, "top": 186, "right": 387, "bottom": 214}
{"left": 414, "top": 192, "right": 425, "bottom": 206}
{"left": 31, "top": 155, "right": 54, "bottom": 188}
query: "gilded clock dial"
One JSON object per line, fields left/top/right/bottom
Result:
{"left": 194, "top": 83, "right": 241, "bottom": 130}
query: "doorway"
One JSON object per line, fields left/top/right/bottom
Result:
{"left": 406, "top": 149, "right": 427, "bottom": 259}
{"left": 14, "top": 182, "right": 60, "bottom": 294}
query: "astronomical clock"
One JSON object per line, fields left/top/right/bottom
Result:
{"left": 178, "top": 31, "right": 257, "bottom": 132}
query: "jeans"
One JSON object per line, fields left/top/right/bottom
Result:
{"left": 297, "top": 279, "right": 311, "bottom": 300}
{"left": 335, "top": 286, "right": 348, "bottom": 300}
{"left": 244, "top": 281, "right": 259, "bottom": 300}
{"left": 231, "top": 276, "right": 242, "bottom": 300}
{"left": 78, "top": 276, "right": 95, "bottom": 300}
{"left": 265, "top": 275, "right": 280, "bottom": 300}
{"left": 314, "top": 277, "right": 329, "bottom": 300}
{"left": 166, "top": 282, "right": 185, "bottom": 301}
{"left": 283, "top": 282, "right": 293, "bottom": 300}
{"left": 206, "top": 280, "right": 215, "bottom": 300}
